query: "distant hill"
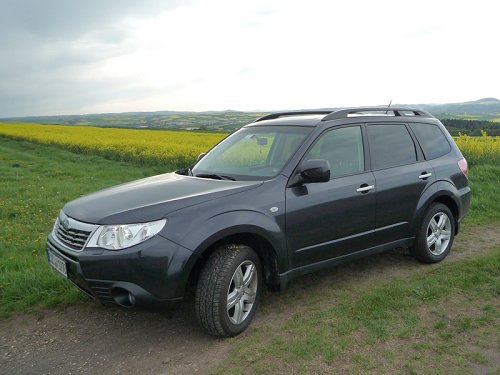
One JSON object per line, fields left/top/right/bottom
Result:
{"left": 0, "top": 111, "right": 269, "bottom": 133}
{"left": 0, "top": 98, "right": 499, "bottom": 134}
{"left": 417, "top": 98, "right": 500, "bottom": 121}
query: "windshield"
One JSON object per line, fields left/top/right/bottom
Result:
{"left": 192, "top": 126, "right": 312, "bottom": 181}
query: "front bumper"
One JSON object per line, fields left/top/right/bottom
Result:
{"left": 46, "top": 232, "right": 197, "bottom": 312}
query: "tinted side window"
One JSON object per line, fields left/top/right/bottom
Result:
{"left": 410, "top": 123, "right": 451, "bottom": 160}
{"left": 367, "top": 124, "right": 416, "bottom": 169}
{"left": 305, "top": 126, "right": 364, "bottom": 177}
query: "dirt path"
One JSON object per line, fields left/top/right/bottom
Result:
{"left": 1, "top": 224, "right": 499, "bottom": 375}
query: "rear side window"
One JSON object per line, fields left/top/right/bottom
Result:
{"left": 367, "top": 124, "right": 416, "bottom": 170}
{"left": 410, "top": 123, "right": 451, "bottom": 160}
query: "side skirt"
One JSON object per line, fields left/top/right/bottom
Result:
{"left": 278, "top": 237, "right": 414, "bottom": 291}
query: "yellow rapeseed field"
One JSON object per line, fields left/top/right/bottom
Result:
{"left": 0, "top": 122, "right": 225, "bottom": 168}
{"left": 454, "top": 131, "right": 499, "bottom": 165}
{"left": 0, "top": 122, "right": 498, "bottom": 167}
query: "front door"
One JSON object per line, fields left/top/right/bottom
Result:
{"left": 286, "top": 125, "right": 376, "bottom": 268}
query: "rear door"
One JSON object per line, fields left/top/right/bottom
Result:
{"left": 366, "top": 123, "right": 436, "bottom": 244}
{"left": 286, "top": 125, "right": 376, "bottom": 268}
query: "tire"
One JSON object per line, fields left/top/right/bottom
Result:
{"left": 411, "top": 203, "right": 455, "bottom": 263}
{"left": 195, "top": 244, "right": 262, "bottom": 337}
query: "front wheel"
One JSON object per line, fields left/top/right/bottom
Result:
{"left": 411, "top": 203, "right": 455, "bottom": 263}
{"left": 195, "top": 244, "right": 262, "bottom": 337}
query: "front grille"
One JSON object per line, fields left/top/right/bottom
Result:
{"left": 55, "top": 220, "right": 92, "bottom": 250}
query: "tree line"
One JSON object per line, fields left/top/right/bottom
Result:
{"left": 440, "top": 119, "right": 499, "bottom": 136}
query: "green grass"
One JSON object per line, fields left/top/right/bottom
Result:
{"left": 211, "top": 249, "right": 500, "bottom": 374}
{"left": 0, "top": 138, "right": 165, "bottom": 317}
{"left": 0, "top": 136, "right": 499, "bottom": 373}
{"left": 0, "top": 135, "right": 498, "bottom": 319}
{"left": 467, "top": 163, "right": 500, "bottom": 224}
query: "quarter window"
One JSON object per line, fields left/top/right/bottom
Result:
{"left": 367, "top": 124, "right": 416, "bottom": 169}
{"left": 305, "top": 126, "right": 364, "bottom": 178}
{"left": 410, "top": 123, "right": 451, "bottom": 160}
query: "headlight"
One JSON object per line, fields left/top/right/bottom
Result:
{"left": 87, "top": 219, "right": 167, "bottom": 250}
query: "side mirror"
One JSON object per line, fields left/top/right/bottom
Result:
{"left": 197, "top": 152, "right": 207, "bottom": 162}
{"left": 299, "top": 159, "right": 330, "bottom": 183}
{"left": 256, "top": 137, "right": 268, "bottom": 146}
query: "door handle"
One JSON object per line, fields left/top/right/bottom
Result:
{"left": 419, "top": 172, "right": 432, "bottom": 180}
{"left": 356, "top": 184, "right": 375, "bottom": 193}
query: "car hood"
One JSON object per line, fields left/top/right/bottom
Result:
{"left": 63, "top": 172, "right": 262, "bottom": 224}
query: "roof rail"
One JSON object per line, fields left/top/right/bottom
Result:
{"left": 254, "top": 111, "right": 332, "bottom": 122}
{"left": 322, "top": 107, "right": 434, "bottom": 121}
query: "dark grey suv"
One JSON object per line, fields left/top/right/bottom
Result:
{"left": 46, "top": 107, "right": 471, "bottom": 336}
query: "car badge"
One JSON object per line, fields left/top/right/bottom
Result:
{"left": 62, "top": 218, "right": 70, "bottom": 230}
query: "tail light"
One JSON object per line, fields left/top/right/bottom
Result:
{"left": 458, "top": 158, "right": 468, "bottom": 178}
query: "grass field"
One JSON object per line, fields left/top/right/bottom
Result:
{"left": 0, "top": 122, "right": 498, "bottom": 167}
{"left": 0, "top": 138, "right": 165, "bottom": 317}
{"left": 453, "top": 113, "right": 500, "bottom": 122}
{"left": 0, "top": 134, "right": 498, "bottom": 318}
{"left": 0, "top": 122, "right": 225, "bottom": 169}
{"left": 0, "top": 127, "right": 499, "bottom": 372}
{"left": 212, "top": 248, "right": 500, "bottom": 374}
{"left": 454, "top": 130, "right": 500, "bottom": 165}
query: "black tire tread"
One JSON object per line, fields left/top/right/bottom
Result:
{"left": 195, "top": 244, "right": 249, "bottom": 336}
{"left": 411, "top": 203, "right": 455, "bottom": 264}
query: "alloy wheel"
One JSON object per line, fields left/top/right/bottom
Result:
{"left": 426, "top": 212, "right": 452, "bottom": 256}
{"left": 227, "top": 260, "right": 258, "bottom": 325}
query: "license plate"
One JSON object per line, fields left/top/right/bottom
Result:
{"left": 48, "top": 250, "right": 67, "bottom": 278}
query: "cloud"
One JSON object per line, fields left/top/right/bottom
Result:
{"left": 0, "top": 0, "right": 187, "bottom": 116}
{"left": 0, "top": 0, "right": 183, "bottom": 40}
{"left": 0, "top": 0, "right": 499, "bottom": 117}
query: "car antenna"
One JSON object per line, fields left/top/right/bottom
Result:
{"left": 385, "top": 100, "right": 392, "bottom": 114}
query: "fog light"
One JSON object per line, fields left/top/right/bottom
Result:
{"left": 111, "top": 287, "right": 136, "bottom": 307}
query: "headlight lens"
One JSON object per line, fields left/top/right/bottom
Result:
{"left": 87, "top": 219, "right": 167, "bottom": 250}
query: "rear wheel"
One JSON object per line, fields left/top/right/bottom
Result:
{"left": 411, "top": 203, "right": 455, "bottom": 263}
{"left": 195, "top": 244, "right": 262, "bottom": 337}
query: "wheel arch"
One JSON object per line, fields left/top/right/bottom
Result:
{"left": 187, "top": 230, "right": 282, "bottom": 293}
{"left": 414, "top": 187, "right": 460, "bottom": 236}
{"left": 432, "top": 195, "right": 459, "bottom": 230}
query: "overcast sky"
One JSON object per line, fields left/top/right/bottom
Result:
{"left": 1, "top": 0, "right": 499, "bottom": 117}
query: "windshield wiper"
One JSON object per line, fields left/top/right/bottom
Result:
{"left": 195, "top": 173, "right": 236, "bottom": 181}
